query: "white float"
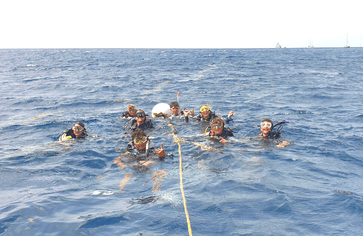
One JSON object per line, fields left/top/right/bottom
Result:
{"left": 151, "top": 103, "right": 171, "bottom": 118}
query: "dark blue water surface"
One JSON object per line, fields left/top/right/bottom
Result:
{"left": 1, "top": 48, "right": 363, "bottom": 235}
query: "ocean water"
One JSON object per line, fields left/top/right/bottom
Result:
{"left": 1, "top": 48, "right": 363, "bottom": 235}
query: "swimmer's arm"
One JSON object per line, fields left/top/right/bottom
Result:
{"left": 58, "top": 132, "right": 71, "bottom": 142}
{"left": 183, "top": 109, "right": 191, "bottom": 123}
{"left": 57, "top": 133, "right": 76, "bottom": 146}
{"left": 224, "top": 111, "right": 234, "bottom": 124}
{"left": 182, "top": 112, "right": 200, "bottom": 123}
{"left": 138, "top": 160, "right": 155, "bottom": 166}
{"left": 114, "top": 151, "right": 133, "bottom": 168}
{"left": 113, "top": 156, "right": 128, "bottom": 168}
{"left": 219, "top": 137, "right": 229, "bottom": 144}
{"left": 58, "top": 139, "right": 75, "bottom": 146}
{"left": 277, "top": 140, "right": 291, "bottom": 148}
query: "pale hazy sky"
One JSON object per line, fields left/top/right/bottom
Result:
{"left": 1, "top": 0, "right": 362, "bottom": 48}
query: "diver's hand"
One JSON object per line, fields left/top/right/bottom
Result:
{"left": 190, "top": 108, "right": 195, "bottom": 117}
{"left": 228, "top": 111, "right": 234, "bottom": 118}
{"left": 277, "top": 141, "right": 290, "bottom": 148}
{"left": 184, "top": 110, "right": 190, "bottom": 117}
{"left": 154, "top": 143, "right": 166, "bottom": 158}
{"left": 220, "top": 137, "right": 229, "bottom": 144}
{"left": 139, "top": 160, "right": 155, "bottom": 166}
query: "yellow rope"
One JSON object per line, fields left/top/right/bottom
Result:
{"left": 177, "top": 139, "right": 193, "bottom": 236}
{"left": 169, "top": 124, "right": 193, "bottom": 236}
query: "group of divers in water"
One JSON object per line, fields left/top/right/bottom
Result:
{"left": 58, "top": 93, "right": 291, "bottom": 192}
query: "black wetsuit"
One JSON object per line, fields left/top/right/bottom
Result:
{"left": 195, "top": 111, "right": 218, "bottom": 123}
{"left": 121, "top": 111, "right": 136, "bottom": 118}
{"left": 123, "top": 144, "right": 169, "bottom": 172}
{"left": 259, "top": 131, "right": 285, "bottom": 147}
{"left": 209, "top": 127, "right": 234, "bottom": 139}
{"left": 59, "top": 129, "right": 87, "bottom": 141}
{"left": 128, "top": 119, "right": 154, "bottom": 131}
{"left": 126, "top": 145, "right": 157, "bottom": 160}
{"left": 169, "top": 110, "right": 189, "bottom": 122}
{"left": 126, "top": 142, "right": 172, "bottom": 160}
{"left": 260, "top": 131, "right": 281, "bottom": 139}
{"left": 195, "top": 111, "right": 233, "bottom": 124}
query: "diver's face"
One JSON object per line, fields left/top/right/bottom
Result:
{"left": 201, "top": 110, "right": 210, "bottom": 119}
{"left": 170, "top": 106, "right": 180, "bottom": 115}
{"left": 133, "top": 136, "right": 148, "bottom": 150}
{"left": 260, "top": 122, "right": 272, "bottom": 136}
{"left": 211, "top": 123, "right": 223, "bottom": 135}
{"left": 72, "top": 125, "right": 85, "bottom": 137}
{"left": 128, "top": 109, "right": 137, "bottom": 116}
{"left": 135, "top": 116, "right": 146, "bottom": 124}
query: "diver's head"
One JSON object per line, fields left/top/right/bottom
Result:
{"left": 260, "top": 118, "right": 273, "bottom": 137}
{"left": 132, "top": 130, "right": 148, "bottom": 150}
{"left": 209, "top": 117, "right": 224, "bottom": 135}
{"left": 170, "top": 101, "right": 180, "bottom": 115}
{"left": 72, "top": 122, "right": 86, "bottom": 137}
{"left": 200, "top": 104, "right": 211, "bottom": 119}
{"left": 135, "top": 110, "right": 146, "bottom": 124}
{"left": 127, "top": 104, "right": 137, "bottom": 116}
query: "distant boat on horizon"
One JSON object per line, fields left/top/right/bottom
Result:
{"left": 345, "top": 33, "right": 350, "bottom": 48}
{"left": 276, "top": 43, "right": 282, "bottom": 48}
{"left": 308, "top": 40, "right": 314, "bottom": 48}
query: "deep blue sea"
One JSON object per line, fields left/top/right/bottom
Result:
{"left": 1, "top": 48, "right": 363, "bottom": 236}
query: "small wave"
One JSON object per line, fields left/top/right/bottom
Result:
{"left": 297, "top": 110, "right": 311, "bottom": 114}
{"left": 157, "top": 191, "right": 182, "bottom": 207}
{"left": 91, "top": 190, "right": 114, "bottom": 196}
{"left": 79, "top": 215, "right": 126, "bottom": 229}
{"left": 26, "top": 64, "right": 37, "bottom": 67}
{"left": 327, "top": 72, "right": 341, "bottom": 75}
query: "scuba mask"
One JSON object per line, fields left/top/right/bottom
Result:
{"left": 260, "top": 122, "right": 272, "bottom": 128}
{"left": 73, "top": 126, "right": 85, "bottom": 132}
{"left": 200, "top": 105, "right": 210, "bottom": 113}
{"left": 134, "top": 136, "right": 148, "bottom": 145}
{"left": 210, "top": 123, "right": 223, "bottom": 129}
{"left": 136, "top": 112, "right": 146, "bottom": 118}
{"left": 127, "top": 104, "right": 136, "bottom": 112}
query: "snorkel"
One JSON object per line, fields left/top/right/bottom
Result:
{"left": 146, "top": 137, "right": 151, "bottom": 157}
{"left": 271, "top": 120, "right": 290, "bottom": 132}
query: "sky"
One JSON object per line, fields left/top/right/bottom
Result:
{"left": 0, "top": 0, "right": 362, "bottom": 48}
